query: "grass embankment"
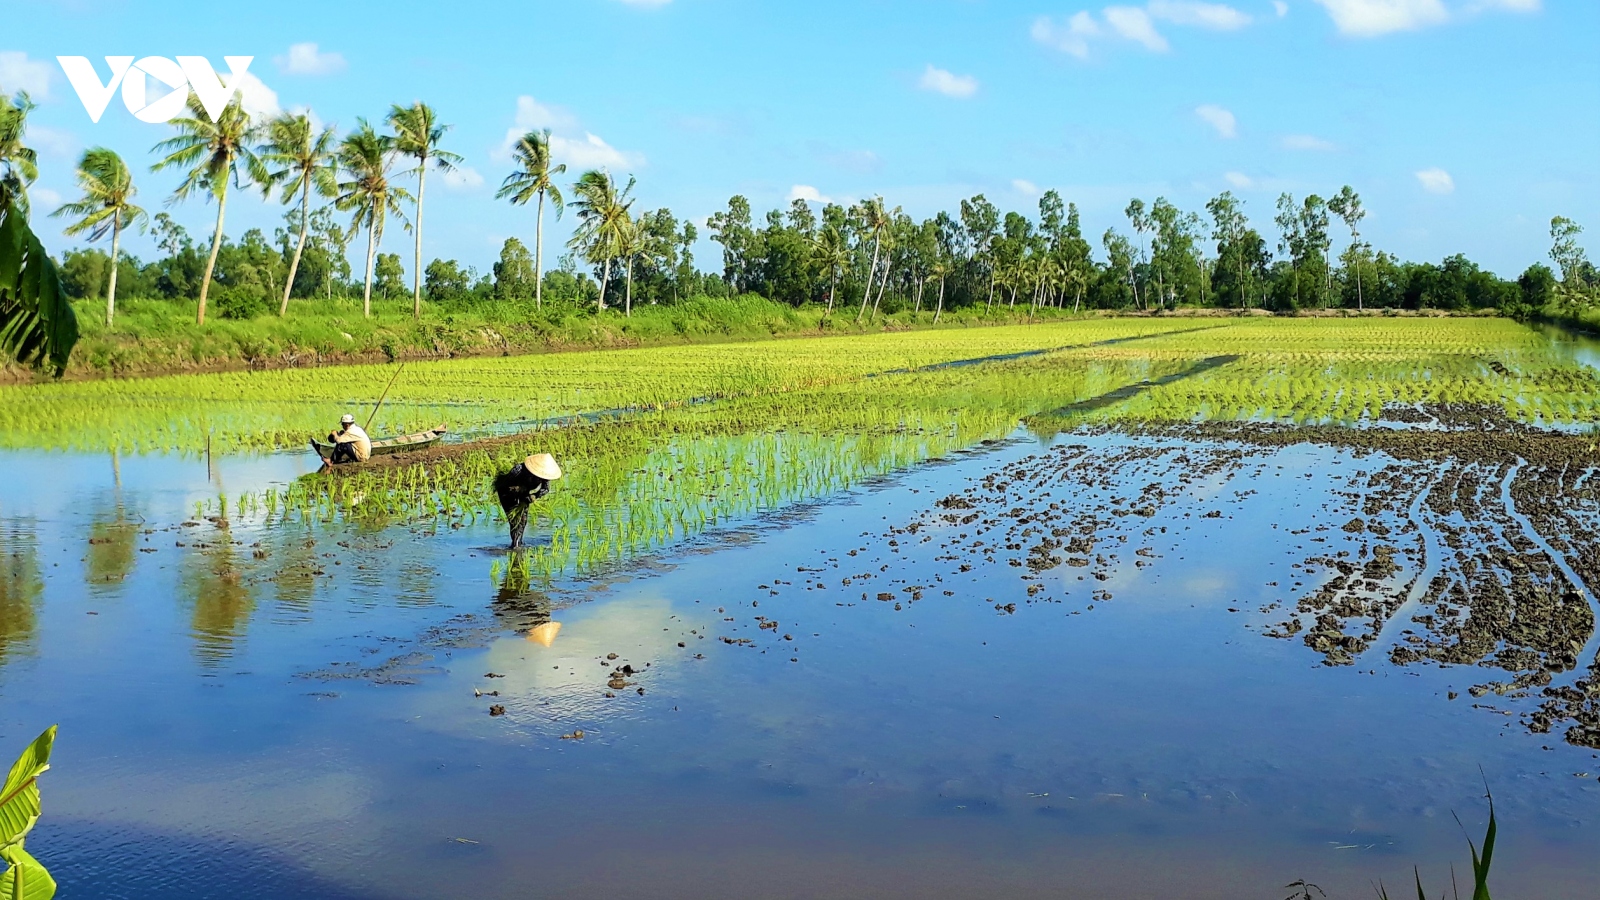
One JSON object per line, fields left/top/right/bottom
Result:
{"left": 0, "top": 293, "right": 1098, "bottom": 384}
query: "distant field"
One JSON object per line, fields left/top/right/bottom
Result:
{"left": 0, "top": 318, "right": 1200, "bottom": 454}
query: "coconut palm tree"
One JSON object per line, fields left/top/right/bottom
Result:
{"left": 51, "top": 148, "right": 148, "bottom": 327}
{"left": 259, "top": 112, "right": 336, "bottom": 317}
{"left": 855, "top": 197, "right": 889, "bottom": 323}
{"left": 495, "top": 130, "right": 565, "bottom": 310}
{"left": 615, "top": 212, "right": 646, "bottom": 317}
{"left": 150, "top": 96, "right": 263, "bottom": 325}
{"left": 331, "top": 120, "right": 411, "bottom": 319}
{"left": 0, "top": 91, "right": 38, "bottom": 214}
{"left": 567, "top": 170, "right": 634, "bottom": 313}
{"left": 388, "top": 102, "right": 462, "bottom": 320}
{"left": 810, "top": 224, "right": 849, "bottom": 315}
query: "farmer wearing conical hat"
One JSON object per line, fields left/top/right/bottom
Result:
{"left": 493, "top": 453, "right": 563, "bottom": 549}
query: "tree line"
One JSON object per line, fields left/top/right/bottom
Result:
{"left": 2, "top": 86, "right": 1596, "bottom": 332}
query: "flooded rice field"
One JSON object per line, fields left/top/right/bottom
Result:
{"left": 3, "top": 319, "right": 1600, "bottom": 898}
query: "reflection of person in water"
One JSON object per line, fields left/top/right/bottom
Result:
{"left": 493, "top": 453, "right": 562, "bottom": 549}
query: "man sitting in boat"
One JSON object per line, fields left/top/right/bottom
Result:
{"left": 327, "top": 414, "right": 372, "bottom": 465}
{"left": 494, "top": 453, "right": 562, "bottom": 549}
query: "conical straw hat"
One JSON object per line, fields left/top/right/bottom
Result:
{"left": 524, "top": 453, "right": 562, "bottom": 480}
{"left": 526, "top": 621, "right": 562, "bottom": 647}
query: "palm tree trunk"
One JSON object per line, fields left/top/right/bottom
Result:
{"left": 198, "top": 184, "right": 229, "bottom": 325}
{"left": 598, "top": 257, "right": 610, "bottom": 313}
{"left": 827, "top": 267, "right": 837, "bottom": 315}
{"left": 363, "top": 222, "right": 377, "bottom": 319}
{"left": 412, "top": 159, "right": 427, "bottom": 319}
{"left": 281, "top": 178, "right": 312, "bottom": 317}
{"left": 934, "top": 277, "right": 945, "bottom": 323}
{"left": 106, "top": 211, "right": 121, "bottom": 327}
{"left": 534, "top": 191, "right": 545, "bottom": 310}
{"left": 625, "top": 256, "right": 634, "bottom": 317}
{"left": 857, "top": 236, "right": 880, "bottom": 323}
{"left": 1355, "top": 246, "right": 1364, "bottom": 311}
{"left": 871, "top": 258, "right": 888, "bottom": 319}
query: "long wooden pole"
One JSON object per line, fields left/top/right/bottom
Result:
{"left": 365, "top": 361, "right": 407, "bottom": 432}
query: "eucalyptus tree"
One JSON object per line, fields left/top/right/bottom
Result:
{"left": 331, "top": 120, "right": 412, "bottom": 318}
{"left": 1103, "top": 228, "right": 1138, "bottom": 308}
{"left": 928, "top": 253, "right": 952, "bottom": 322}
{"left": 568, "top": 169, "right": 634, "bottom": 312}
{"left": 1301, "top": 194, "right": 1332, "bottom": 306}
{"left": 151, "top": 97, "right": 263, "bottom": 324}
{"left": 959, "top": 195, "right": 999, "bottom": 307}
{"left": 496, "top": 129, "right": 565, "bottom": 309}
{"left": 0, "top": 91, "right": 38, "bottom": 213}
{"left": 52, "top": 148, "right": 148, "bottom": 326}
{"left": 388, "top": 102, "right": 462, "bottom": 319}
{"left": 1124, "top": 199, "right": 1151, "bottom": 309}
{"left": 259, "top": 112, "right": 336, "bottom": 316}
{"left": 1207, "top": 192, "right": 1251, "bottom": 308}
{"left": 1327, "top": 186, "right": 1366, "bottom": 309}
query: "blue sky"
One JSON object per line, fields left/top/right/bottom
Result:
{"left": 3, "top": 0, "right": 1595, "bottom": 280}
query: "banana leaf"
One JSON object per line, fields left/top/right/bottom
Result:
{"left": 0, "top": 726, "right": 54, "bottom": 850}
{"left": 0, "top": 204, "right": 77, "bottom": 376}
{"left": 0, "top": 844, "right": 55, "bottom": 900}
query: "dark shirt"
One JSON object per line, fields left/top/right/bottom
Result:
{"left": 493, "top": 463, "right": 550, "bottom": 513}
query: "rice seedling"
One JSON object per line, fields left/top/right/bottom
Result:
{"left": 0, "top": 318, "right": 1198, "bottom": 454}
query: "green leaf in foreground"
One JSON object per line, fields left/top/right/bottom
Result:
{"left": 0, "top": 203, "right": 78, "bottom": 376}
{"left": 0, "top": 844, "right": 55, "bottom": 900}
{"left": 0, "top": 726, "right": 54, "bottom": 849}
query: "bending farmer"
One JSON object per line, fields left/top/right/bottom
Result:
{"left": 494, "top": 453, "right": 563, "bottom": 549}
{"left": 327, "top": 414, "right": 372, "bottom": 465}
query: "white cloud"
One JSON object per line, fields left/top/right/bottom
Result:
{"left": 1282, "top": 133, "right": 1336, "bottom": 151}
{"left": 275, "top": 43, "right": 346, "bottom": 76}
{"left": 552, "top": 133, "right": 642, "bottom": 170}
{"left": 1031, "top": 12, "right": 1103, "bottom": 59}
{"left": 25, "top": 125, "right": 77, "bottom": 161}
{"left": 1224, "top": 171, "right": 1255, "bottom": 188}
{"left": 1415, "top": 167, "right": 1455, "bottom": 194}
{"left": 507, "top": 95, "right": 579, "bottom": 133}
{"left": 1274, "top": 1, "right": 1290, "bottom": 15}
{"left": 234, "top": 71, "right": 280, "bottom": 121}
{"left": 919, "top": 65, "right": 978, "bottom": 99}
{"left": 1195, "top": 104, "right": 1237, "bottom": 138}
{"left": 816, "top": 146, "right": 882, "bottom": 174}
{"left": 1012, "top": 179, "right": 1040, "bottom": 196}
{"left": 0, "top": 51, "right": 52, "bottom": 98}
{"left": 1034, "top": 2, "right": 1250, "bottom": 57}
{"left": 1311, "top": 0, "right": 1449, "bottom": 36}
{"left": 1104, "top": 7, "right": 1170, "bottom": 51}
{"left": 1467, "top": 0, "right": 1539, "bottom": 11}
{"left": 1148, "top": 0, "right": 1253, "bottom": 29}
{"left": 788, "top": 185, "right": 831, "bottom": 204}
{"left": 31, "top": 187, "right": 61, "bottom": 209}
{"left": 440, "top": 166, "right": 484, "bottom": 191}
{"left": 497, "top": 95, "right": 643, "bottom": 171}
{"left": 1313, "top": 0, "right": 1541, "bottom": 36}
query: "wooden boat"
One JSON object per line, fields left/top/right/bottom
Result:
{"left": 310, "top": 427, "right": 447, "bottom": 462}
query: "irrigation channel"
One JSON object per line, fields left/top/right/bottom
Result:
{"left": 3, "top": 318, "right": 1600, "bottom": 898}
